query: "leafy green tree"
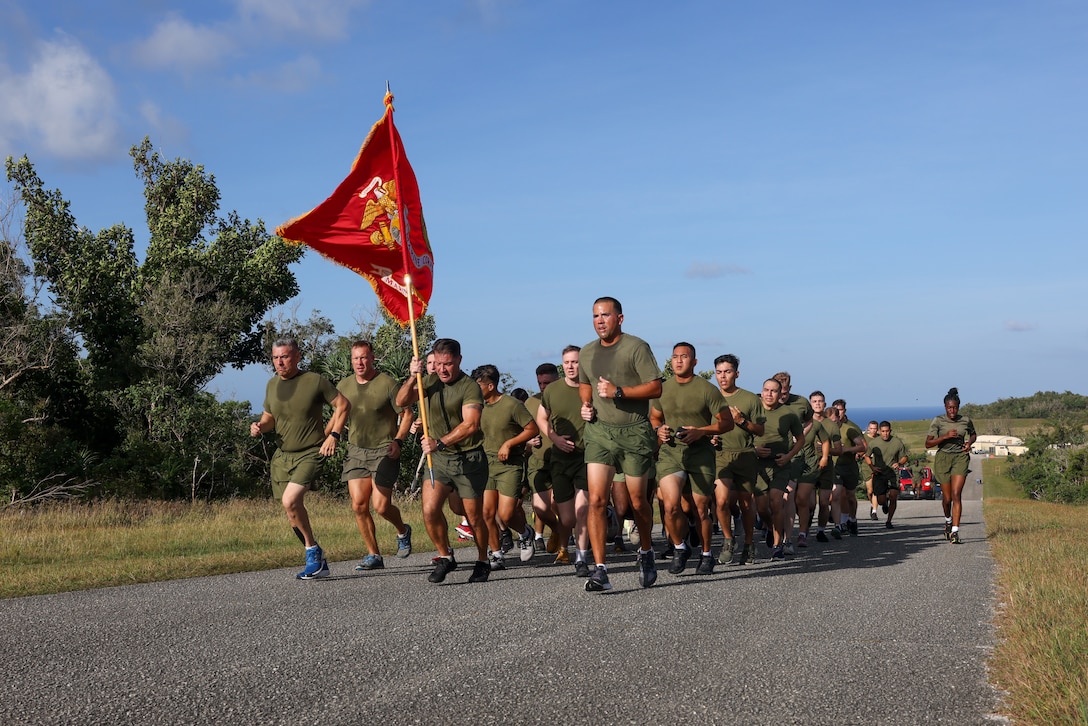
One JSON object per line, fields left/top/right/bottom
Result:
{"left": 4, "top": 139, "right": 305, "bottom": 499}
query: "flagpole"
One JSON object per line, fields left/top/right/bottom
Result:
{"left": 384, "top": 84, "right": 436, "bottom": 488}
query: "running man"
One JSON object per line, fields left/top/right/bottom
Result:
{"left": 831, "top": 399, "right": 867, "bottom": 536}
{"left": 251, "top": 338, "right": 351, "bottom": 579}
{"left": 395, "top": 338, "right": 491, "bottom": 584}
{"left": 863, "top": 421, "right": 910, "bottom": 529}
{"left": 650, "top": 342, "right": 732, "bottom": 575}
{"left": 579, "top": 297, "right": 663, "bottom": 592}
{"left": 752, "top": 378, "right": 805, "bottom": 560}
{"left": 337, "top": 340, "right": 415, "bottom": 571}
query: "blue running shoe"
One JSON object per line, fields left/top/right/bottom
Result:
{"left": 585, "top": 566, "right": 612, "bottom": 592}
{"left": 638, "top": 549, "right": 658, "bottom": 588}
{"left": 355, "top": 553, "right": 384, "bottom": 571}
{"left": 297, "top": 545, "right": 329, "bottom": 579}
{"left": 396, "top": 524, "right": 412, "bottom": 559}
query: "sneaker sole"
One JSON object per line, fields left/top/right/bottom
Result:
{"left": 297, "top": 563, "right": 330, "bottom": 580}
{"left": 585, "top": 580, "right": 613, "bottom": 592}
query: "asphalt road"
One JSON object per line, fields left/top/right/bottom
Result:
{"left": 2, "top": 494, "right": 1005, "bottom": 725}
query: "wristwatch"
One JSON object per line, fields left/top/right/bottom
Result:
{"left": 614, "top": 387, "right": 625, "bottom": 399}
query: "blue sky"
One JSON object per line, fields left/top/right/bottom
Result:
{"left": 2, "top": 0, "right": 1086, "bottom": 411}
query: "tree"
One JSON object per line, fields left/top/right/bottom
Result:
{"left": 4, "top": 139, "right": 306, "bottom": 499}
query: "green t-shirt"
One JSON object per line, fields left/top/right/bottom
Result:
{"left": 480, "top": 394, "right": 534, "bottom": 465}
{"left": 802, "top": 418, "right": 831, "bottom": 466}
{"left": 541, "top": 380, "right": 585, "bottom": 461}
{"left": 754, "top": 405, "right": 803, "bottom": 456}
{"left": 718, "top": 387, "right": 762, "bottom": 452}
{"left": 868, "top": 435, "right": 909, "bottom": 472}
{"left": 927, "top": 414, "right": 976, "bottom": 454}
{"left": 263, "top": 371, "right": 339, "bottom": 453}
{"left": 783, "top": 393, "right": 814, "bottom": 424}
{"left": 651, "top": 376, "right": 728, "bottom": 446}
{"left": 420, "top": 372, "right": 484, "bottom": 453}
{"left": 524, "top": 395, "right": 550, "bottom": 468}
{"left": 337, "top": 372, "right": 403, "bottom": 449}
{"left": 577, "top": 333, "right": 661, "bottom": 426}
{"left": 835, "top": 418, "right": 863, "bottom": 471}
{"left": 819, "top": 418, "right": 842, "bottom": 453}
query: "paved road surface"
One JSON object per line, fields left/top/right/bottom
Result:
{"left": 2, "top": 496, "right": 1004, "bottom": 725}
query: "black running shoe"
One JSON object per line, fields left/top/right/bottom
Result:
{"left": 573, "top": 560, "right": 590, "bottom": 578}
{"left": 585, "top": 567, "right": 612, "bottom": 592}
{"left": 500, "top": 528, "right": 514, "bottom": 554}
{"left": 638, "top": 550, "right": 658, "bottom": 588}
{"left": 816, "top": 530, "right": 829, "bottom": 543}
{"left": 885, "top": 521, "right": 894, "bottom": 529}
{"left": 467, "top": 559, "right": 490, "bottom": 583}
{"left": 668, "top": 546, "right": 690, "bottom": 575}
{"left": 944, "top": 521, "right": 953, "bottom": 540}
{"left": 695, "top": 554, "right": 715, "bottom": 575}
{"left": 428, "top": 557, "right": 457, "bottom": 583}
{"left": 950, "top": 531, "right": 962, "bottom": 544}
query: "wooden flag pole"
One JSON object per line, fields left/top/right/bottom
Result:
{"left": 385, "top": 84, "right": 436, "bottom": 487}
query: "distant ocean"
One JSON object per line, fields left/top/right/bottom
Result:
{"left": 847, "top": 406, "right": 941, "bottom": 424}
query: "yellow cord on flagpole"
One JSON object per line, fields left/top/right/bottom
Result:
{"left": 404, "top": 274, "right": 436, "bottom": 487}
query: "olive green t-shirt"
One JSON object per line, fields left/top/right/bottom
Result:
{"left": 420, "top": 372, "right": 484, "bottom": 453}
{"left": 523, "top": 395, "right": 550, "bottom": 468}
{"left": 783, "top": 393, "right": 814, "bottom": 425}
{"left": 651, "top": 376, "right": 728, "bottom": 446}
{"left": 578, "top": 333, "right": 661, "bottom": 426}
{"left": 480, "top": 394, "right": 534, "bottom": 465}
{"left": 927, "top": 414, "right": 976, "bottom": 455}
{"left": 718, "top": 387, "right": 762, "bottom": 452}
{"left": 868, "top": 435, "right": 909, "bottom": 471}
{"left": 802, "top": 418, "right": 832, "bottom": 466}
{"left": 337, "top": 372, "right": 403, "bottom": 449}
{"left": 835, "top": 418, "right": 864, "bottom": 471}
{"left": 264, "top": 371, "right": 339, "bottom": 453}
{"left": 541, "top": 380, "right": 585, "bottom": 461}
{"left": 754, "top": 405, "right": 804, "bottom": 456}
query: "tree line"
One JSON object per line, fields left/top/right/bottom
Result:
{"left": 2, "top": 140, "right": 434, "bottom": 506}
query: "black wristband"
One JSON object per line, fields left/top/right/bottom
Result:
{"left": 394, "top": 438, "right": 404, "bottom": 446}
{"left": 435, "top": 439, "right": 447, "bottom": 452}
{"left": 328, "top": 431, "right": 341, "bottom": 441}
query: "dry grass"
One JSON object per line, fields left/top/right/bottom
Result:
{"left": 986, "top": 495, "right": 1088, "bottom": 724}
{"left": 0, "top": 494, "right": 456, "bottom": 599}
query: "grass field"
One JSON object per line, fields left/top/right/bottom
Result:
{"left": 2, "top": 418, "right": 1085, "bottom": 723}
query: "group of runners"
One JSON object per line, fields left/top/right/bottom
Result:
{"left": 252, "top": 297, "right": 978, "bottom": 590}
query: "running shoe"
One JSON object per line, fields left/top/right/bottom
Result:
{"left": 816, "top": 530, "right": 829, "bottom": 543}
{"left": 695, "top": 554, "right": 715, "bottom": 575}
{"left": 500, "top": 528, "right": 514, "bottom": 554}
{"left": 534, "top": 536, "right": 547, "bottom": 555}
{"left": 297, "top": 545, "right": 329, "bottom": 580}
{"left": 784, "top": 539, "right": 796, "bottom": 556}
{"left": 573, "top": 559, "right": 590, "bottom": 578}
{"left": 395, "top": 525, "right": 412, "bottom": 559}
{"left": 553, "top": 548, "right": 570, "bottom": 565}
{"left": 455, "top": 521, "right": 475, "bottom": 541}
{"left": 870, "top": 508, "right": 878, "bottom": 521}
{"left": 885, "top": 521, "right": 895, "bottom": 529}
{"left": 638, "top": 549, "right": 658, "bottom": 588}
{"left": 737, "top": 543, "right": 755, "bottom": 566}
{"left": 831, "top": 525, "right": 843, "bottom": 540}
{"left": 585, "top": 566, "right": 612, "bottom": 592}
{"left": 848, "top": 520, "right": 859, "bottom": 536}
{"left": 428, "top": 556, "right": 457, "bottom": 583}
{"left": 718, "top": 538, "right": 737, "bottom": 565}
{"left": 625, "top": 519, "right": 640, "bottom": 548}
{"left": 468, "top": 559, "right": 491, "bottom": 583}
{"left": 797, "top": 533, "right": 808, "bottom": 548}
{"left": 668, "top": 546, "right": 690, "bottom": 575}
{"left": 659, "top": 541, "right": 675, "bottom": 560}
{"left": 488, "top": 551, "right": 506, "bottom": 571}
{"left": 944, "top": 521, "right": 953, "bottom": 541}
{"left": 950, "top": 531, "right": 962, "bottom": 544}
{"left": 771, "top": 545, "right": 785, "bottom": 560}
{"left": 519, "top": 534, "right": 534, "bottom": 562}
{"left": 355, "top": 553, "right": 384, "bottom": 571}
{"left": 613, "top": 535, "right": 626, "bottom": 553}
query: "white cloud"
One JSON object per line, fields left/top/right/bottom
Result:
{"left": 685, "top": 262, "right": 750, "bottom": 279}
{"left": 234, "top": 0, "right": 370, "bottom": 40}
{"left": 1004, "top": 320, "right": 1036, "bottom": 332}
{"left": 0, "top": 36, "right": 120, "bottom": 161}
{"left": 232, "top": 55, "right": 322, "bottom": 92}
{"left": 138, "top": 101, "right": 189, "bottom": 145}
{"left": 133, "top": 14, "right": 234, "bottom": 70}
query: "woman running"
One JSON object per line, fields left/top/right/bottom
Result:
{"left": 925, "top": 388, "right": 977, "bottom": 544}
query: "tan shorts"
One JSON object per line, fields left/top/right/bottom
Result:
{"left": 430, "top": 447, "right": 488, "bottom": 500}
{"left": 341, "top": 444, "right": 399, "bottom": 489}
{"left": 271, "top": 447, "right": 324, "bottom": 500}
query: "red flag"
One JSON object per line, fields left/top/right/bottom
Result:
{"left": 276, "top": 92, "right": 433, "bottom": 325}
